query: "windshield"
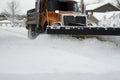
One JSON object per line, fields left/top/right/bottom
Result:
{"left": 48, "top": 0, "right": 79, "bottom": 12}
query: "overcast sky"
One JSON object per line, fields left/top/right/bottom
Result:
{"left": 0, "top": 0, "right": 113, "bottom": 14}
{"left": 0, "top": 0, "right": 36, "bottom": 14}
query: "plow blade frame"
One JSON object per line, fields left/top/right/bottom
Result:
{"left": 47, "top": 27, "right": 120, "bottom": 35}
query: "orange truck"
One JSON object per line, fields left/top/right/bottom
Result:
{"left": 26, "top": 0, "right": 120, "bottom": 39}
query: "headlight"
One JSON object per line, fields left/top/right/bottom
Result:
{"left": 53, "top": 22, "right": 61, "bottom": 27}
{"left": 55, "top": 10, "right": 59, "bottom": 14}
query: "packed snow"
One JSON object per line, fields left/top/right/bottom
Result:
{"left": 0, "top": 26, "right": 120, "bottom": 80}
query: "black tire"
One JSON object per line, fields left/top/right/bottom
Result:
{"left": 37, "top": 25, "right": 43, "bottom": 33}
{"left": 28, "top": 25, "right": 37, "bottom": 39}
{"left": 43, "top": 22, "right": 47, "bottom": 32}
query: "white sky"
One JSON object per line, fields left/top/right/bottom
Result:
{"left": 0, "top": 0, "right": 36, "bottom": 14}
{"left": 0, "top": 0, "right": 113, "bottom": 14}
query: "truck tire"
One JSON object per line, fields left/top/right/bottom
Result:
{"left": 43, "top": 22, "right": 47, "bottom": 32}
{"left": 28, "top": 25, "right": 37, "bottom": 39}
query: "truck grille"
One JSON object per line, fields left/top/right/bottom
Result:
{"left": 63, "top": 16, "right": 86, "bottom": 26}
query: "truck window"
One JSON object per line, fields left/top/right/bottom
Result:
{"left": 59, "top": 1, "right": 79, "bottom": 12}
{"left": 48, "top": 0, "right": 59, "bottom": 11}
{"left": 48, "top": 0, "right": 79, "bottom": 12}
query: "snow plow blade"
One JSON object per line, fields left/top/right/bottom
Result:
{"left": 47, "top": 27, "right": 120, "bottom": 35}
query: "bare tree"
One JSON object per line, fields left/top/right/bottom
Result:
{"left": 0, "top": 12, "right": 10, "bottom": 17}
{"left": 116, "top": 0, "right": 120, "bottom": 8}
{"left": 4, "top": 0, "right": 20, "bottom": 26}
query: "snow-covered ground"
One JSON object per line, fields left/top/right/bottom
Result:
{"left": 0, "top": 26, "right": 120, "bottom": 80}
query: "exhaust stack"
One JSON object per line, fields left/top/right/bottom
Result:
{"left": 81, "top": 0, "right": 85, "bottom": 14}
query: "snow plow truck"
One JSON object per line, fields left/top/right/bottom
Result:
{"left": 26, "top": 0, "right": 120, "bottom": 39}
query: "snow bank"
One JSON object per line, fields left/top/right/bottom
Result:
{"left": 93, "top": 11, "right": 120, "bottom": 44}
{"left": 94, "top": 11, "right": 120, "bottom": 27}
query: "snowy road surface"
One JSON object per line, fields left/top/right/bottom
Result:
{"left": 0, "top": 27, "right": 120, "bottom": 80}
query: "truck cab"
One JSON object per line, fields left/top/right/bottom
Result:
{"left": 26, "top": 0, "right": 87, "bottom": 38}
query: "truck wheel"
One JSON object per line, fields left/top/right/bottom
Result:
{"left": 28, "top": 26, "right": 37, "bottom": 39}
{"left": 43, "top": 22, "right": 47, "bottom": 32}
